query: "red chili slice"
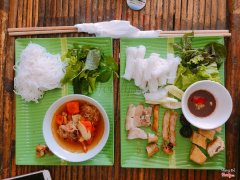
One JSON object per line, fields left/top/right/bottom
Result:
{"left": 191, "top": 97, "right": 206, "bottom": 105}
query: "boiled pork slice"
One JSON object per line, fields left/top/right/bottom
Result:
{"left": 134, "top": 104, "right": 152, "bottom": 127}
{"left": 125, "top": 104, "right": 136, "bottom": 130}
{"left": 127, "top": 127, "right": 147, "bottom": 139}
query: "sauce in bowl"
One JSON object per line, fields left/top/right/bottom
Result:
{"left": 187, "top": 90, "right": 216, "bottom": 117}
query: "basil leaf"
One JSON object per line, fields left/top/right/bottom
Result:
{"left": 203, "top": 42, "right": 227, "bottom": 68}
{"left": 171, "top": 43, "right": 182, "bottom": 50}
{"left": 97, "top": 67, "right": 112, "bottom": 82}
{"left": 73, "top": 77, "right": 89, "bottom": 95}
{"left": 88, "top": 76, "right": 97, "bottom": 91}
{"left": 182, "top": 32, "right": 194, "bottom": 51}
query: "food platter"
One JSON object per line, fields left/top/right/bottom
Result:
{"left": 120, "top": 36, "right": 225, "bottom": 169}
{"left": 15, "top": 37, "right": 114, "bottom": 165}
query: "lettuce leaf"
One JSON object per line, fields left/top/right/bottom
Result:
{"left": 174, "top": 62, "right": 222, "bottom": 91}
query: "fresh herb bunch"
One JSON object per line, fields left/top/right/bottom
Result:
{"left": 172, "top": 32, "right": 227, "bottom": 73}
{"left": 61, "top": 43, "right": 118, "bottom": 94}
{"left": 173, "top": 32, "right": 226, "bottom": 91}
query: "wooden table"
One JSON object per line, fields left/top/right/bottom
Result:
{"left": 0, "top": 0, "right": 239, "bottom": 179}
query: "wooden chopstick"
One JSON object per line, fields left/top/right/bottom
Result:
{"left": 160, "top": 30, "right": 229, "bottom": 34}
{"left": 8, "top": 29, "right": 78, "bottom": 36}
{"left": 159, "top": 33, "right": 231, "bottom": 37}
{"left": 8, "top": 26, "right": 230, "bottom": 37}
{"left": 8, "top": 26, "right": 78, "bottom": 32}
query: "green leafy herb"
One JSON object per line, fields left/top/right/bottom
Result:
{"left": 173, "top": 32, "right": 226, "bottom": 90}
{"left": 203, "top": 42, "right": 227, "bottom": 68}
{"left": 61, "top": 44, "right": 118, "bottom": 94}
{"left": 182, "top": 32, "right": 194, "bottom": 51}
{"left": 172, "top": 32, "right": 226, "bottom": 73}
{"left": 84, "top": 49, "right": 101, "bottom": 71}
{"left": 174, "top": 62, "right": 221, "bottom": 91}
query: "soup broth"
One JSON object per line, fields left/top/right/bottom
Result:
{"left": 51, "top": 100, "right": 105, "bottom": 153}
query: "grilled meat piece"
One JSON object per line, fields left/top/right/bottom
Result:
{"left": 146, "top": 143, "right": 159, "bottom": 157}
{"left": 57, "top": 122, "right": 78, "bottom": 142}
{"left": 36, "top": 144, "right": 53, "bottom": 157}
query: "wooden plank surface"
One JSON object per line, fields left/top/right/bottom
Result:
{"left": 0, "top": 0, "right": 239, "bottom": 179}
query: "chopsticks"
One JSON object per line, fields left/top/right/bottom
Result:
{"left": 159, "top": 30, "right": 231, "bottom": 37}
{"left": 8, "top": 26, "right": 231, "bottom": 37}
{"left": 8, "top": 26, "right": 79, "bottom": 36}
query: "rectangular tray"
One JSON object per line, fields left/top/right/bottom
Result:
{"left": 120, "top": 36, "right": 225, "bottom": 169}
{"left": 15, "top": 37, "right": 114, "bottom": 165}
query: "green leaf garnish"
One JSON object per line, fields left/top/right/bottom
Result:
{"left": 172, "top": 32, "right": 226, "bottom": 91}
{"left": 61, "top": 44, "right": 118, "bottom": 94}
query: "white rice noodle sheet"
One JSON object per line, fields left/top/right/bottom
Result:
{"left": 149, "top": 53, "right": 160, "bottom": 58}
{"left": 166, "top": 54, "right": 181, "bottom": 84}
{"left": 144, "top": 55, "right": 161, "bottom": 81}
{"left": 144, "top": 88, "right": 168, "bottom": 101}
{"left": 122, "top": 47, "right": 138, "bottom": 81}
{"left": 133, "top": 58, "right": 145, "bottom": 87}
{"left": 134, "top": 58, "right": 148, "bottom": 92}
{"left": 137, "top": 45, "right": 146, "bottom": 59}
{"left": 152, "top": 58, "right": 169, "bottom": 79}
{"left": 148, "top": 78, "right": 158, "bottom": 93}
{"left": 158, "top": 74, "right": 168, "bottom": 86}
{"left": 139, "top": 81, "right": 148, "bottom": 92}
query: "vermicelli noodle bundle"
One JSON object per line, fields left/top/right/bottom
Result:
{"left": 14, "top": 43, "right": 67, "bottom": 103}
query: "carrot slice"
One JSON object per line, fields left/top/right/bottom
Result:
{"left": 80, "top": 116, "right": 85, "bottom": 121}
{"left": 80, "top": 120, "right": 92, "bottom": 132}
{"left": 56, "top": 114, "right": 64, "bottom": 125}
{"left": 66, "top": 101, "right": 80, "bottom": 114}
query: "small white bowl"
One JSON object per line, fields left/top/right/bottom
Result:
{"left": 182, "top": 80, "right": 232, "bottom": 129}
{"left": 43, "top": 94, "right": 109, "bottom": 162}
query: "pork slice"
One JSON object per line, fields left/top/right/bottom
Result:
{"left": 125, "top": 104, "right": 136, "bottom": 130}
{"left": 133, "top": 103, "right": 144, "bottom": 125}
{"left": 146, "top": 143, "right": 159, "bottom": 157}
{"left": 169, "top": 111, "right": 178, "bottom": 146}
{"left": 127, "top": 127, "right": 147, "bottom": 139}
{"left": 134, "top": 104, "right": 152, "bottom": 127}
{"left": 57, "top": 122, "right": 78, "bottom": 142}
{"left": 141, "top": 106, "right": 152, "bottom": 126}
{"left": 148, "top": 133, "right": 158, "bottom": 143}
{"left": 162, "top": 110, "right": 171, "bottom": 142}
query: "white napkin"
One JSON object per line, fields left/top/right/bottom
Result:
{"left": 74, "top": 20, "right": 161, "bottom": 39}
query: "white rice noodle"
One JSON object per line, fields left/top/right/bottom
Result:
{"left": 148, "top": 78, "right": 158, "bottom": 93}
{"left": 139, "top": 81, "right": 148, "bottom": 92}
{"left": 142, "top": 57, "right": 156, "bottom": 82}
{"left": 166, "top": 54, "right": 181, "bottom": 84}
{"left": 133, "top": 58, "right": 144, "bottom": 87}
{"left": 14, "top": 43, "right": 67, "bottom": 103}
{"left": 137, "top": 45, "right": 146, "bottom": 59}
{"left": 152, "top": 59, "right": 169, "bottom": 79}
{"left": 122, "top": 47, "right": 138, "bottom": 80}
{"left": 149, "top": 53, "right": 160, "bottom": 58}
{"left": 123, "top": 45, "right": 182, "bottom": 101}
{"left": 144, "top": 88, "right": 168, "bottom": 101}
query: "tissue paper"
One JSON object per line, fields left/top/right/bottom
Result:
{"left": 74, "top": 20, "right": 161, "bottom": 39}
